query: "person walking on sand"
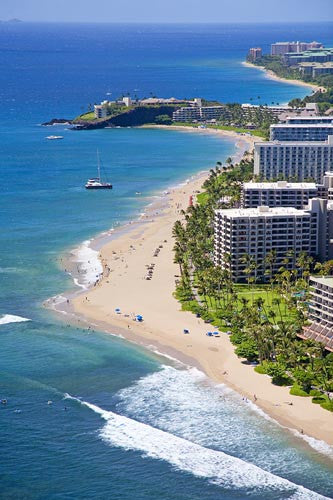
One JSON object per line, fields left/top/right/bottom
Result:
{"left": 253, "top": 394, "right": 257, "bottom": 401}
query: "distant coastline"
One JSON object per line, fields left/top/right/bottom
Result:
{"left": 242, "top": 61, "right": 325, "bottom": 94}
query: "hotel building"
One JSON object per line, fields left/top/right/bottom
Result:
{"left": 241, "top": 181, "right": 318, "bottom": 209}
{"left": 301, "top": 276, "right": 333, "bottom": 351}
{"left": 271, "top": 41, "right": 323, "bottom": 56}
{"left": 283, "top": 47, "right": 333, "bottom": 66}
{"left": 270, "top": 123, "right": 333, "bottom": 142}
{"left": 172, "top": 105, "right": 227, "bottom": 122}
{"left": 214, "top": 199, "right": 333, "bottom": 282}
{"left": 248, "top": 47, "right": 262, "bottom": 61}
{"left": 253, "top": 136, "right": 333, "bottom": 182}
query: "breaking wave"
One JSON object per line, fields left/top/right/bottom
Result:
{"left": 65, "top": 393, "right": 328, "bottom": 499}
{"left": 0, "top": 314, "right": 31, "bottom": 325}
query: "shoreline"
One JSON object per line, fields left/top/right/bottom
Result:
{"left": 242, "top": 61, "right": 325, "bottom": 94}
{"left": 49, "top": 126, "right": 333, "bottom": 450}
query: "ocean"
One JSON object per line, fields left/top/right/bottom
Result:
{"left": 1, "top": 22, "right": 333, "bottom": 499}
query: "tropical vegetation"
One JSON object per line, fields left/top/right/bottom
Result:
{"left": 172, "top": 155, "right": 333, "bottom": 411}
{"left": 248, "top": 54, "right": 333, "bottom": 113}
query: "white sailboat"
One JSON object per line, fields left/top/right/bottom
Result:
{"left": 85, "top": 150, "right": 112, "bottom": 190}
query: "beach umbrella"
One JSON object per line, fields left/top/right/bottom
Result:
{"left": 115, "top": 308, "right": 121, "bottom": 313}
{"left": 213, "top": 331, "right": 219, "bottom": 335}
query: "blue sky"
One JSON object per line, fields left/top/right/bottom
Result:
{"left": 1, "top": 0, "right": 332, "bottom": 23}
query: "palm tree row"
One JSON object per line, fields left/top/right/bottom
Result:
{"left": 172, "top": 155, "right": 333, "bottom": 411}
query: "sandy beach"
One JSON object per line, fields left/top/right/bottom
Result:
{"left": 242, "top": 61, "right": 325, "bottom": 94}
{"left": 55, "top": 126, "right": 333, "bottom": 448}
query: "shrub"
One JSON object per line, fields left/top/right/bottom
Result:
{"left": 290, "top": 384, "right": 309, "bottom": 397}
{"left": 230, "top": 331, "right": 247, "bottom": 345}
{"left": 265, "top": 363, "right": 293, "bottom": 386}
{"left": 292, "top": 369, "right": 313, "bottom": 393}
{"left": 320, "top": 400, "right": 333, "bottom": 412}
{"left": 309, "top": 389, "right": 322, "bottom": 397}
{"left": 312, "top": 396, "right": 326, "bottom": 404}
{"left": 255, "top": 364, "right": 267, "bottom": 374}
{"left": 235, "top": 341, "right": 258, "bottom": 362}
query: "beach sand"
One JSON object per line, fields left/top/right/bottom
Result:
{"left": 242, "top": 61, "right": 325, "bottom": 94}
{"left": 58, "top": 127, "right": 332, "bottom": 447}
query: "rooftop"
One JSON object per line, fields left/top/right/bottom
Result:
{"left": 255, "top": 139, "right": 333, "bottom": 146}
{"left": 285, "top": 116, "right": 333, "bottom": 121}
{"left": 310, "top": 276, "right": 333, "bottom": 288}
{"left": 243, "top": 181, "right": 317, "bottom": 190}
{"left": 271, "top": 123, "right": 333, "bottom": 129}
{"left": 216, "top": 206, "right": 309, "bottom": 218}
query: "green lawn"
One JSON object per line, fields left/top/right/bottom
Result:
{"left": 74, "top": 111, "right": 96, "bottom": 121}
{"left": 196, "top": 284, "right": 296, "bottom": 325}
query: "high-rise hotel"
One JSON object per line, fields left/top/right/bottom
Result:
{"left": 214, "top": 199, "right": 333, "bottom": 282}
{"left": 254, "top": 117, "right": 333, "bottom": 182}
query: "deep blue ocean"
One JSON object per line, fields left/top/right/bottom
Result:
{"left": 1, "top": 22, "right": 333, "bottom": 499}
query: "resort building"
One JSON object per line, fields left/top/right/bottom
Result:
{"left": 254, "top": 136, "right": 333, "bottom": 183}
{"left": 283, "top": 47, "right": 333, "bottom": 66}
{"left": 241, "top": 181, "right": 318, "bottom": 209}
{"left": 214, "top": 199, "right": 333, "bottom": 282}
{"left": 283, "top": 116, "right": 333, "bottom": 125}
{"left": 94, "top": 103, "right": 108, "bottom": 118}
{"left": 172, "top": 105, "right": 227, "bottom": 122}
{"left": 270, "top": 123, "right": 333, "bottom": 142}
{"left": 248, "top": 47, "right": 262, "bottom": 61}
{"left": 241, "top": 103, "right": 319, "bottom": 120}
{"left": 300, "top": 276, "right": 333, "bottom": 351}
{"left": 299, "top": 62, "right": 333, "bottom": 78}
{"left": 271, "top": 41, "right": 323, "bottom": 56}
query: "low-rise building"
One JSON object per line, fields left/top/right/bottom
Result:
{"left": 299, "top": 62, "right": 333, "bottom": 78}
{"left": 242, "top": 181, "right": 318, "bottom": 209}
{"left": 214, "top": 199, "right": 333, "bottom": 282}
{"left": 270, "top": 123, "right": 333, "bottom": 142}
{"left": 301, "top": 276, "right": 333, "bottom": 351}
{"left": 172, "top": 105, "right": 227, "bottom": 122}
{"left": 254, "top": 136, "right": 333, "bottom": 183}
{"left": 284, "top": 47, "right": 333, "bottom": 66}
{"left": 242, "top": 103, "right": 319, "bottom": 120}
{"left": 94, "top": 104, "right": 108, "bottom": 118}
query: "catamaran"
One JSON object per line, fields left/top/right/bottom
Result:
{"left": 85, "top": 151, "right": 112, "bottom": 190}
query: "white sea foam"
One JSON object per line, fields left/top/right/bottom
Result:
{"left": 116, "top": 366, "right": 333, "bottom": 467}
{"left": 65, "top": 393, "right": 328, "bottom": 499}
{"left": 0, "top": 314, "right": 30, "bottom": 325}
{"left": 72, "top": 239, "right": 103, "bottom": 290}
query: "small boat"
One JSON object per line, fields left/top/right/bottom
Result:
{"left": 46, "top": 135, "right": 63, "bottom": 140}
{"left": 85, "top": 151, "right": 112, "bottom": 190}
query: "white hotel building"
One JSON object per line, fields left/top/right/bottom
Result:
{"left": 270, "top": 123, "right": 333, "bottom": 142}
{"left": 241, "top": 181, "right": 318, "bottom": 209}
{"left": 214, "top": 199, "right": 333, "bottom": 282}
{"left": 253, "top": 136, "right": 333, "bottom": 182}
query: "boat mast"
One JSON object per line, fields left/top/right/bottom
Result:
{"left": 97, "top": 149, "right": 101, "bottom": 180}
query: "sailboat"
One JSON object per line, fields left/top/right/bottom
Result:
{"left": 85, "top": 150, "right": 112, "bottom": 190}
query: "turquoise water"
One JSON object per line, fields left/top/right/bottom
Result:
{"left": 1, "top": 22, "right": 333, "bottom": 499}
